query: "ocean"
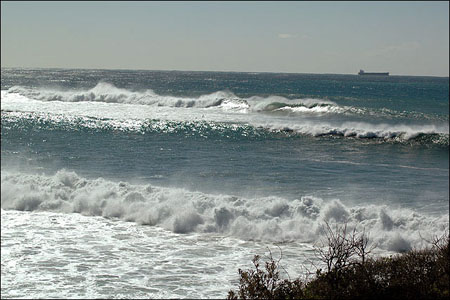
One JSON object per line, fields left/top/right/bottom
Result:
{"left": 1, "top": 68, "right": 449, "bottom": 298}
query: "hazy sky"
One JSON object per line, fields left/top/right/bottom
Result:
{"left": 1, "top": 1, "right": 449, "bottom": 76}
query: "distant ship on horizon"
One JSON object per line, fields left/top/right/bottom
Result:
{"left": 358, "top": 69, "right": 389, "bottom": 76}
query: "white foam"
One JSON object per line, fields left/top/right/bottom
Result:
{"left": 2, "top": 103, "right": 448, "bottom": 144}
{"left": 245, "top": 95, "right": 347, "bottom": 114}
{"left": 2, "top": 85, "right": 449, "bottom": 143}
{"left": 1, "top": 208, "right": 281, "bottom": 299}
{"left": 266, "top": 121, "right": 449, "bottom": 140}
{"left": 1, "top": 170, "right": 448, "bottom": 252}
{"left": 5, "top": 84, "right": 244, "bottom": 109}
{"left": 3, "top": 84, "right": 350, "bottom": 116}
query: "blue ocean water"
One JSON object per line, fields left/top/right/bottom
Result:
{"left": 1, "top": 68, "right": 449, "bottom": 297}
{"left": 2, "top": 69, "right": 448, "bottom": 209}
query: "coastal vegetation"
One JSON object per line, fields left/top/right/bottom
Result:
{"left": 227, "top": 223, "right": 449, "bottom": 300}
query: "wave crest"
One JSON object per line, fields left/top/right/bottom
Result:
{"left": 7, "top": 83, "right": 246, "bottom": 109}
{"left": 247, "top": 95, "right": 345, "bottom": 114}
{"left": 5, "top": 83, "right": 349, "bottom": 115}
{"left": 2, "top": 111, "right": 448, "bottom": 146}
{"left": 1, "top": 170, "right": 448, "bottom": 253}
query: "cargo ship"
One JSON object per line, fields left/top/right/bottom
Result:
{"left": 358, "top": 69, "right": 389, "bottom": 76}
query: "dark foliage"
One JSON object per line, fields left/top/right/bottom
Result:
{"left": 228, "top": 224, "right": 449, "bottom": 300}
{"left": 227, "top": 252, "right": 305, "bottom": 300}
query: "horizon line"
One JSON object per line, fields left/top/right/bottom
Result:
{"left": 1, "top": 65, "right": 449, "bottom": 78}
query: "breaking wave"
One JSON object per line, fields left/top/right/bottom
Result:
{"left": 2, "top": 111, "right": 448, "bottom": 145}
{"left": 245, "top": 95, "right": 347, "bottom": 114}
{"left": 266, "top": 121, "right": 449, "bottom": 144}
{"left": 4, "top": 83, "right": 448, "bottom": 122}
{"left": 6, "top": 83, "right": 243, "bottom": 108}
{"left": 4, "top": 83, "right": 354, "bottom": 115}
{"left": 1, "top": 170, "right": 448, "bottom": 253}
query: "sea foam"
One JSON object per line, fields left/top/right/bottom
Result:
{"left": 2, "top": 110, "right": 448, "bottom": 145}
{"left": 6, "top": 83, "right": 244, "bottom": 108}
{"left": 2, "top": 85, "right": 449, "bottom": 145}
{"left": 4, "top": 84, "right": 353, "bottom": 115}
{"left": 1, "top": 170, "right": 447, "bottom": 253}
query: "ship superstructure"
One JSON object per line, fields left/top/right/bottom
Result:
{"left": 358, "top": 70, "right": 389, "bottom": 76}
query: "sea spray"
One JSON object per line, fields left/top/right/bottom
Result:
{"left": 1, "top": 69, "right": 448, "bottom": 299}
{"left": 1, "top": 169, "right": 447, "bottom": 253}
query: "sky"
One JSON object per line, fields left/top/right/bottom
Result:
{"left": 1, "top": 1, "right": 449, "bottom": 76}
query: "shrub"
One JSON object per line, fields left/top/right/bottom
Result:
{"left": 228, "top": 224, "right": 449, "bottom": 300}
{"left": 227, "top": 251, "right": 304, "bottom": 300}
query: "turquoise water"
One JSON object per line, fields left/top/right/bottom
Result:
{"left": 2, "top": 69, "right": 448, "bottom": 213}
{"left": 1, "top": 68, "right": 448, "bottom": 298}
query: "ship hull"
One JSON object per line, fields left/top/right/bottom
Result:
{"left": 359, "top": 72, "right": 389, "bottom": 76}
